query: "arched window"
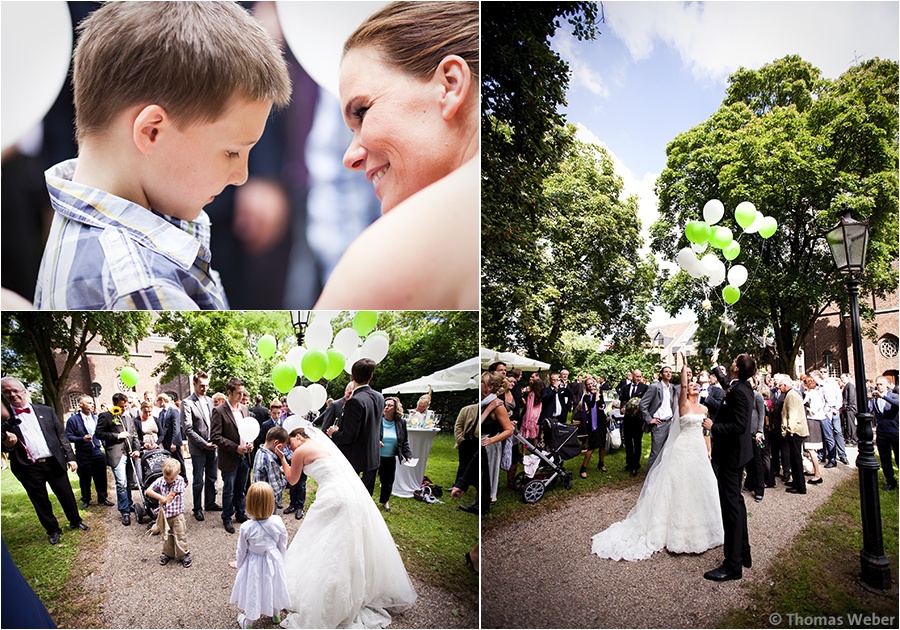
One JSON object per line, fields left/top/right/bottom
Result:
{"left": 879, "top": 335, "right": 899, "bottom": 360}
{"left": 68, "top": 393, "right": 83, "bottom": 414}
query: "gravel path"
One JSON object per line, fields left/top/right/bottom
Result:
{"left": 482, "top": 448, "right": 859, "bottom": 629}
{"left": 75, "top": 456, "right": 477, "bottom": 629}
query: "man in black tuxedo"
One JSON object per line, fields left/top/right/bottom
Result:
{"left": 702, "top": 354, "right": 755, "bottom": 581}
{"left": 620, "top": 372, "right": 648, "bottom": 476}
{"left": 2, "top": 377, "right": 89, "bottom": 545}
{"left": 840, "top": 373, "right": 858, "bottom": 445}
{"left": 327, "top": 358, "right": 384, "bottom": 494}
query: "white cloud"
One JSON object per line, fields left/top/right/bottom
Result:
{"left": 607, "top": 1, "right": 899, "bottom": 82}
{"left": 553, "top": 28, "right": 612, "bottom": 98}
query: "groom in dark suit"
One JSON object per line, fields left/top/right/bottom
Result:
{"left": 327, "top": 358, "right": 384, "bottom": 495}
{"left": 702, "top": 354, "right": 755, "bottom": 581}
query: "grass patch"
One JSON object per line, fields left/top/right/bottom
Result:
{"left": 1, "top": 466, "right": 101, "bottom": 627}
{"left": 720, "top": 474, "right": 899, "bottom": 628}
{"left": 376, "top": 432, "right": 478, "bottom": 599}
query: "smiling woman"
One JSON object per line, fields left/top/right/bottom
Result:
{"left": 314, "top": 1, "right": 479, "bottom": 310}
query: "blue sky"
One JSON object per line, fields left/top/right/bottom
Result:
{"left": 549, "top": 1, "right": 899, "bottom": 323}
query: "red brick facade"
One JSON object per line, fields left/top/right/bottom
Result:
{"left": 804, "top": 264, "right": 900, "bottom": 385}
{"left": 53, "top": 334, "right": 189, "bottom": 415}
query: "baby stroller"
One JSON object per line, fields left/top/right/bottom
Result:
{"left": 133, "top": 447, "right": 169, "bottom": 524}
{"left": 511, "top": 418, "right": 582, "bottom": 503}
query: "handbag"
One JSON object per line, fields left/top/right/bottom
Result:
{"left": 608, "top": 425, "right": 622, "bottom": 449}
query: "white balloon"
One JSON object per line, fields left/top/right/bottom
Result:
{"left": 308, "top": 383, "right": 327, "bottom": 412}
{"left": 277, "top": 1, "right": 388, "bottom": 97}
{"left": 286, "top": 346, "right": 306, "bottom": 372}
{"left": 332, "top": 327, "right": 360, "bottom": 357}
{"left": 677, "top": 247, "right": 698, "bottom": 273}
{"left": 1, "top": 2, "right": 73, "bottom": 151}
{"left": 282, "top": 415, "right": 305, "bottom": 434}
{"left": 238, "top": 418, "right": 260, "bottom": 444}
{"left": 691, "top": 242, "right": 708, "bottom": 254}
{"left": 703, "top": 199, "right": 725, "bottom": 225}
{"left": 744, "top": 210, "right": 765, "bottom": 234}
{"left": 287, "top": 386, "right": 313, "bottom": 416}
{"left": 707, "top": 266, "right": 726, "bottom": 287}
{"left": 699, "top": 253, "right": 720, "bottom": 278}
{"left": 305, "top": 320, "right": 333, "bottom": 350}
{"left": 728, "top": 264, "right": 749, "bottom": 287}
{"left": 359, "top": 335, "right": 389, "bottom": 363}
{"left": 344, "top": 348, "right": 362, "bottom": 375}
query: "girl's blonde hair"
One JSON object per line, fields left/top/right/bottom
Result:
{"left": 245, "top": 481, "right": 275, "bottom": 520}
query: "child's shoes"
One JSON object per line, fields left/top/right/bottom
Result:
{"left": 182, "top": 553, "right": 192, "bottom": 568}
{"left": 159, "top": 553, "right": 171, "bottom": 565}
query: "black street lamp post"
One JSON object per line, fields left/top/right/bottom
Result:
{"left": 824, "top": 206, "right": 892, "bottom": 591}
{"left": 290, "top": 310, "right": 311, "bottom": 347}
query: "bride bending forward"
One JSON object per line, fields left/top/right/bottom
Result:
{"left": 591, "top": 359, "right": 723, "bottom": 561}
{"left": 277, "top": 426, "right": 416, "bottom": 628}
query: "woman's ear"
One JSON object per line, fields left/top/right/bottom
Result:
{"left": 434, "top": 55, "right": 471, "bottom": 121}
{"left": 132, "top": 104, "right": 168, "bottom": 155}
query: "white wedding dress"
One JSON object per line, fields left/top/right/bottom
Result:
{"left": 591, "top": 413, "right": 723, "bottom": 561}
{"left": 281, "top": 426, "right": 417, "bottom": 629}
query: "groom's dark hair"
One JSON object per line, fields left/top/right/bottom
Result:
{"left": 735, "top": 354, "right": 757, "bottom": 381}
{"left": 351, "top": 358, "right": 377, "bottom": 384}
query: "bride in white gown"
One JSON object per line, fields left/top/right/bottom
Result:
{"left": 276, "top": 425, "right": 417, "bottom": 628}
{"left": 591, "top": 360, "right": 723, "bottom": 561}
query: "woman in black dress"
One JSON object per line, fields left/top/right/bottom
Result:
{"left": 579, "top": 377, "right": 607, "bottom": 478}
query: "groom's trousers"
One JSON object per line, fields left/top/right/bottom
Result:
{"left": 715, "top": 463, "right": 750, "bottom": 572}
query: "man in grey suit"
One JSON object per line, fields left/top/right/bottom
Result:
{"left": 639, "top": 365, "right": 679, "bottom": 472}
{"left": 181, "top": 371, "right": 220, "bottom": 521}
{"left": 327, "top": 358, "right": 384, "bottom": 495}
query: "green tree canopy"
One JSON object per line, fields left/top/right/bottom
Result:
{"left": 483, "top": 125, "right": 656, "bottom": 366}
{"left": 1, "top": 312, "right": 152, "bottom": 419}
{"left": 652, "top": 55, "right": 899, "bottom": 375}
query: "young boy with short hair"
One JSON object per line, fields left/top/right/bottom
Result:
{"left": 147, "top": 458, "right": 191, "bottom": 567}
{"left": 252, "top": 426, "right": 289, "bottom": 514}
{"left": 34, "top": 1, "right": 291, "bottom": 310}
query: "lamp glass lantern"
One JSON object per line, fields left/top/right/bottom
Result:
{"left": 290, "top": 310, "right": 311, "bottom": 345}
{"left": 825, "top": 209, "right": 870, "bottom": 274}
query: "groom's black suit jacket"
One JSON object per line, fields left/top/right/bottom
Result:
{"left": 329, "top": 384, "right": 384, "bottom": 474}
{"left": 710, "top": 379, "right": 754, "bottom": 469}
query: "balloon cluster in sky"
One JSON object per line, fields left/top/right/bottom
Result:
{"left": 677, "top": 199, "right": 778, "bottom": 309}
{"left": 260, "top": 312, "right": 389, "bottom": 422}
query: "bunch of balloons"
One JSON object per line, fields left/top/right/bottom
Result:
{"left": 676, "top": 199, "right": 777, "bottom": 308}
{"left": 260, "top": 312, "right": 391, "bottom": 417}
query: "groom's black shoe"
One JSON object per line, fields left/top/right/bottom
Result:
{"left": 703, "top": 565, "right": 742, "bottom": 581}
{"left": 742, "top": 553, "right": 752, "bottom": 569}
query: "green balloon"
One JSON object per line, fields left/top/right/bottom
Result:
{"left": 710, "top": 226, "right": 733, "bottom": 249}
{"left": 686, "top": 221, "right": 710, "bottom": 245}
{"left": 722, "top": 285, "right": 741, "bottom": 305}
{"left": 301, "top": 349, "right": 328, "bottom": 382}
{"left": 734, "top": 201, "right": 757, "bottom": 230}
{"left": 324, "top": 349, "right": 346, "bottom": 380}
{"left": 352, "top": 311, "right": 378, "bottom": 337}
{"left": 257, "top": 334, "right": 277, "bottom": 359}
{"left": 272, "top": 362, "right": 298, "bottom": 394}
{"left": 120, "top": 366, "right": 138, "bottom": 388}
{"left": 722, "top": 240, "right": 741, "bottom": 261}
{"left": 758, "top": 216, "right": 778, "bottom": 239}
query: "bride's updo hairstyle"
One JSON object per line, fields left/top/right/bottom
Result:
{"left": 343, "top": 1, "right": 479, "bottom": 82}
{"left": 289, "top": 427, "right": 310, "bottom": 440}
{"left": 245, "top": 481, "right": 275, "bottom": 520}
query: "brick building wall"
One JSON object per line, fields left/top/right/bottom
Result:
{"left": 54, "top": 334, "right": 189, "bottom": 415}
{"left": 804, "top": 264, "right": 899, "bottom": 385}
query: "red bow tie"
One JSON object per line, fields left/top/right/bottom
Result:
{"left": 15, "top": 407, "right": 31, "bottom": 414}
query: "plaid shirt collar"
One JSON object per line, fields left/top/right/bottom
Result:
{"left": 46, "top": 159, "right": 213, "bottom": 270}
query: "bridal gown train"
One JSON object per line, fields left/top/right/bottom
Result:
{"left": 591, "top": 413, "right": 724, "bottom": 561}
{"left": 280, "top": 455, "right": 417, "bottom": 629}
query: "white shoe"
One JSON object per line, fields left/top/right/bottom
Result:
{"left": 237, "top": 613, "right": 253, "bottom": 629}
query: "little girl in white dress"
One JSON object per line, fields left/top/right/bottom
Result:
{"left": 229, "top": 482, "right": 292, "bottom": 628}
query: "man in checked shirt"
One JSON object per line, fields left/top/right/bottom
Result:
{"left": 147, "top": 458, "right": 192, "bottom": 568}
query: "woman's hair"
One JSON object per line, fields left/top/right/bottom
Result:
{"left": 161, "top": 458, "right": 181, "bottom": 478}
{"left": 385, "top": 396, "right": 404, "bottom": 419}
{"left": 72, "top": 2, "right": 291, "bottom": 142}
{"left": 245, "top": 481, "right": 275, "bottom": 521}
{"left": 289, "top": 427, "right": 310, "bottom": 440}
{"left": 344, "top": 2, "right": 479, "bottom": 81}
{"left": 482, "top": 371, "right": 509, "bottom": 396}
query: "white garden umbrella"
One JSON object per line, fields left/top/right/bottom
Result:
{"left": 480, "top": 348, "right": 550, "bottom": 371}
{"left": 382, "top": 357, "right": 479, "bottom": 394}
